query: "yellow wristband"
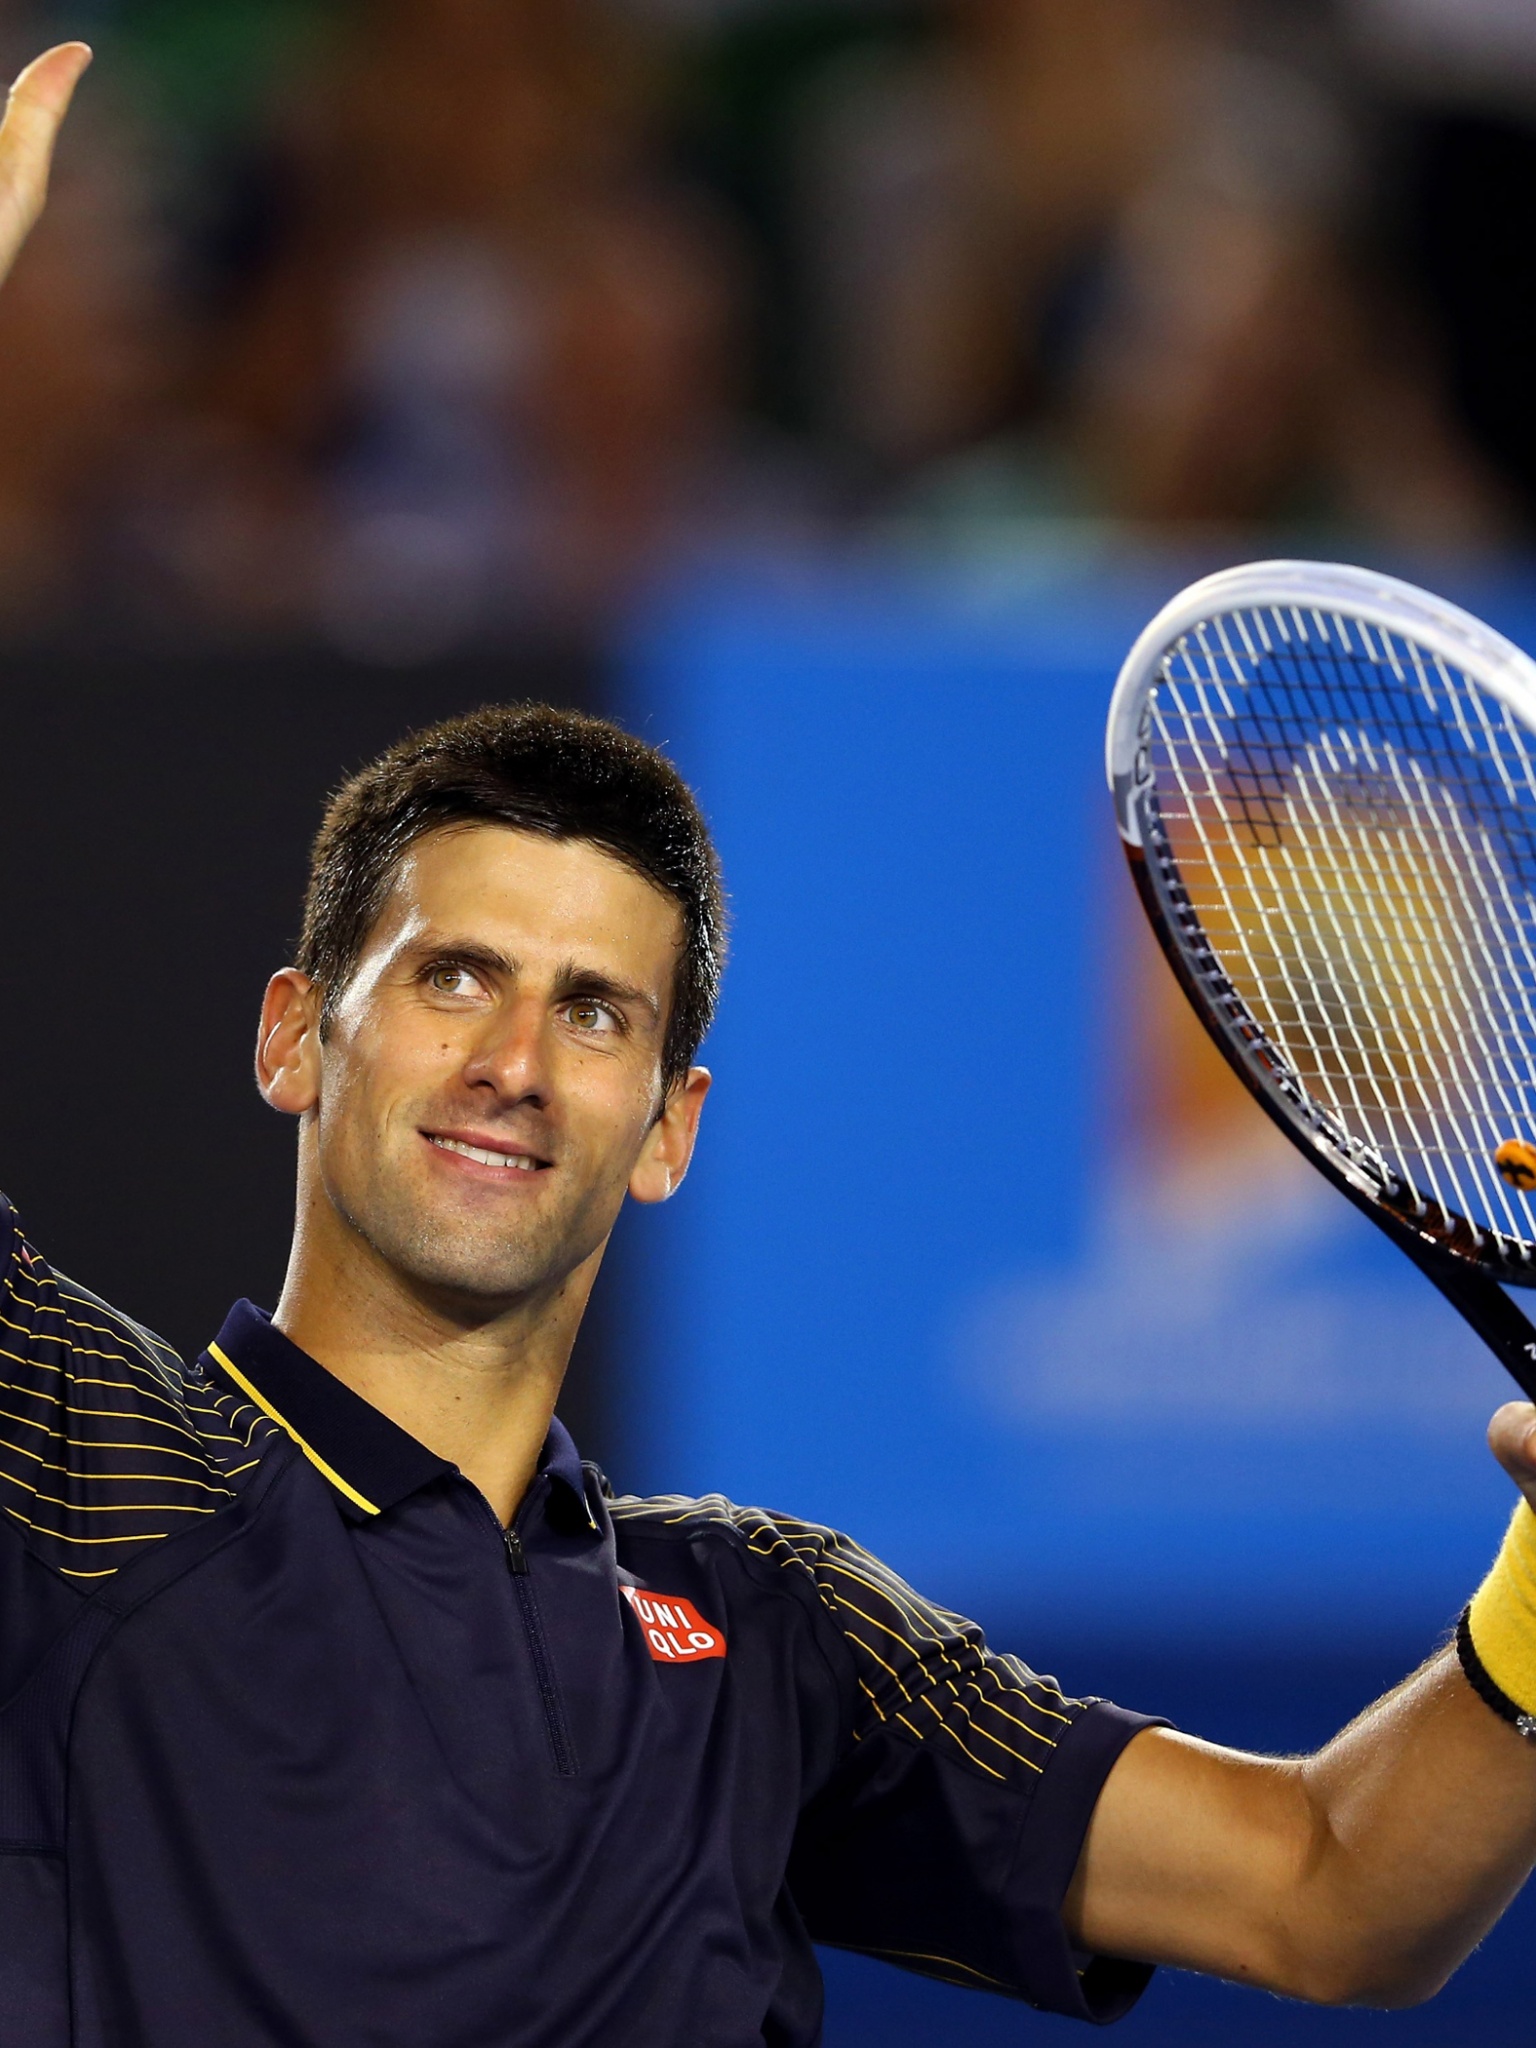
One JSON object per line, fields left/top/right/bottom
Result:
{"left": 1466, "top": 1502, "right": 1536, "bottom": 1722}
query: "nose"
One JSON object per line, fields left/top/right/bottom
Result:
{"left": 461, "top": 992, "right": 554, "bottom": 1109}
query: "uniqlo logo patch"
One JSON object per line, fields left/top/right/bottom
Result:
{"left": 621, "top": 1585, "right": 727, "bottom": 1663}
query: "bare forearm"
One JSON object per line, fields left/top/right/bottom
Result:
{"left": 1067, "top": 1649, "right": 1536, "bottom": 2006}
{"left": 1293, "top": 1647, "right": 1536, "bottom": 2002}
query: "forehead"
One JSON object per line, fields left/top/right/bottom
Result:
{"left": 369, "top": 824, "right": 683, "bottom": 974}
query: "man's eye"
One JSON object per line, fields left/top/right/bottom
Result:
{"left": 428, "top": 965, "right": 479, "bottom": 997}
{"left": 567, "top": 999, "right": 617, "bottom": 1033}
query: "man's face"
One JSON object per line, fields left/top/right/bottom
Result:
{"left": 287, "top": 824, "right": 698, "bottom": 1309}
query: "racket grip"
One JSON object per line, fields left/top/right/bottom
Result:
{"left": 1398, "top": 1241, "right": 1536, "bottom": 1405}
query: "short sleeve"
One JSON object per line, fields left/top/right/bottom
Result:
{"left": 777, "top": 1522, "right": 1164, "bottom": 2024}
{"left": 0, "top": 1192, "right": 250, "bottom": 1584}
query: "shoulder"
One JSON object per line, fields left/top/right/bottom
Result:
{"left": 607, "top": 1489, "right": 848, "bottom": 1600}
{"left": 0, "top": 1193, "right": 280, "bottom": 1584}
{"left": 609, "top": 1487, "right": 1092, "bottom": 1779}
{"left": 609, "top": 1488, "right": 957, "bottom": 1635}
{"left": 608, "top": 1493, "right": 877, "bottom": 1673}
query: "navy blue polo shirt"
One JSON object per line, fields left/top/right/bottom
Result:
{"left": 0, "top": 1192, "right": 1162, "bottom": 2045}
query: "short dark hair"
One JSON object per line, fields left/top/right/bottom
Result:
{"left": 296, "top": 703, "right": 726, "bottom": 1092}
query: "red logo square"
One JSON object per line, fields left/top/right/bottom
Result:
{"left": 621, "top": 1586, "right": 727, "bottom": 1662}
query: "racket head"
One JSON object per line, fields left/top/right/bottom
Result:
{"left": 1107, "top": 560, "right": 1536, "bottom": 1285}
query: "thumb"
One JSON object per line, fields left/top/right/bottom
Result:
{"left": 1488, "top": 1402, "right": 1536, "bottom": 1506}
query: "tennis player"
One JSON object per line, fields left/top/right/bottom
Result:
{"left": 7, "top": 46, "right": 1536, "bottom": 2048}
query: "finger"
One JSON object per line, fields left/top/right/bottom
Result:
{"left": 6, "top": 42, "right": 92, "bottom": 123}
{"left": 1488, "top": 1402, "right": 1536, "bottom": 1486}
{"left": 0, "top": 43, "right": 91, "bottom": 204}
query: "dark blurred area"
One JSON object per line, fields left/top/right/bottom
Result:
{"left": 0, "top": 0, "right": 1533, "bottom": 652}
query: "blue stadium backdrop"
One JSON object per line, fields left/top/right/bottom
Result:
{"left": 615, "top": 551, "right": 1536, "bottom": 2044}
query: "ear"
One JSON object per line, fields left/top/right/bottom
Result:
{"left": 256, "top": 969, "right": 324, "bottom": 1116}
{"left": 628, "top": 1067, "right": 711, "bottom": 1205}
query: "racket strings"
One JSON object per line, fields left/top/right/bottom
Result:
{"left": 1146, "top": 604, "right": 1536, "bottom": 1257}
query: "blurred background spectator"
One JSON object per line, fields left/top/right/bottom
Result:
{"left": 0, "top": 0, "right": 1530, "bottom": 652}
{"left": 1345, "top": 0, "right": 1536, "bottom": 526}
{"left": 119, "top": 0, "right": 747, "bottom": 652}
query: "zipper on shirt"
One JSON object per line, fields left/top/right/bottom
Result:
{"left": 503, "top": 1525, "right": 579, "bottom": 1777}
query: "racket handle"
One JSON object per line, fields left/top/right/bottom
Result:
{"left": 1397, "top": 1239, "right": 1536, "bottom": 1404}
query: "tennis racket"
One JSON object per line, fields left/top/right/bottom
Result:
{"left": 1106, "top": 561, "right": 1536, "bottom": 1403}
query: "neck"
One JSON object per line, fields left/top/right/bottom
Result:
{"left": 273, "top": 1195, "right": 601, "bottom": 1527}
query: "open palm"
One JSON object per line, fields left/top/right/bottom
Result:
{"left": 0, "top": 43, "right": 90, "bottom": 289}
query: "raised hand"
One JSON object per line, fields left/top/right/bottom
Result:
{"left": 0, "top": 43, "right": 91, "bottom": 290}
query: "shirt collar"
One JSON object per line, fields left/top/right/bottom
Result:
{"left": 203, "top": 1301, "right": 595, "bottom": 1530}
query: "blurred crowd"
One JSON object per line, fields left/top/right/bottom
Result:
{"left": 4, "top": 0, "right": 1536, "bottom": 652}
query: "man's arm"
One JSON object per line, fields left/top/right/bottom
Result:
{"left": 1065, "top": 1401, "right": 1536, "bottom": 2005}
{"left": 0, "top": 42, "right": 91, "bottom": 287}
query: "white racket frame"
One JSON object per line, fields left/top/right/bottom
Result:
{"left": 1101, "top": 557, "right": 1536, "bottom": 1387}
{"left": 1106, "top": 559, "right": 1536, "bottom": 846}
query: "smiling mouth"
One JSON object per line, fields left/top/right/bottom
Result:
{"left": 426, "top": 1136, "right": 548, "bottom": 1173}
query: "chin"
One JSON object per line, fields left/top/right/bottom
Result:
{"left": 400, "top": 1240, "right": 556, "bottom": 1303}
{"left": 409, "top": 1201, "right": 600, "bottom": 1300}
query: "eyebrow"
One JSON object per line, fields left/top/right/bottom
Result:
{"left": 404, "top": 938, "right": 516, "bottom": 980}
{"left": 403, "top": 939, "right": 661, "bottom": 1026}
{"left": 553, "top": 962, "right": 661, "bottom": 1025}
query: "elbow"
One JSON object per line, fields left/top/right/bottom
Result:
{"left": 1307, "top": 1971, "right": 1449, "bottom": 2013}
{"left": 1285, "top": 1943, "right": 1455, "bottom": 2011}
{"left": 1375, "top": 1970, "right": 1455, "bottom": 2012}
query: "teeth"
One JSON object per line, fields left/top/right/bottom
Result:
{"left": 430, "top": 1137, "right": 538, "bottom": 1171}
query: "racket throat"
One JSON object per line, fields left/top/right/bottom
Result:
{"left": 1396, "top": 1242, "right": 1536, "bottom": 1405}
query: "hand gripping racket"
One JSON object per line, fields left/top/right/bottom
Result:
{"left": 1107, "top": 560, "right": 1536, "bottom": 1403}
